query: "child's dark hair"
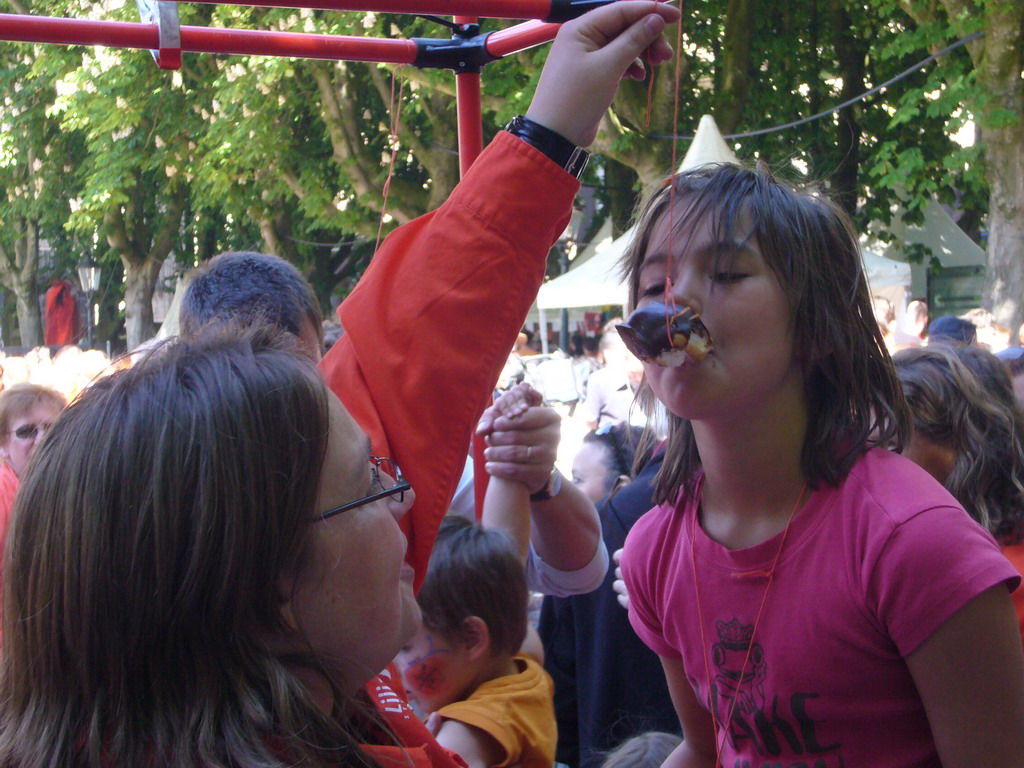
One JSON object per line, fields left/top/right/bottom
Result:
{"left": 600, "top": 732, "right": 683, "bottom": 768}
{"left": 416, "top": 516, "right": 528, "bottom": 655}
{"left": 620, "top": 163, "right": 909, "bottom": 506}
{"left": 582, "top": 423, "right": 650, "bottom": 495}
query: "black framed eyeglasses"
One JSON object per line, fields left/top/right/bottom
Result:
{"left": 314, "top": 456, "right": 411, "bottom": 522}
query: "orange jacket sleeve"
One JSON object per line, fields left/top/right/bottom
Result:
{"left": 319, "top": 132, "right": 579, "bottom": 590}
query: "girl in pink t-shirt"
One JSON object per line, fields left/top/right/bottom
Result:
{"left": 617, "top": 165, "right": 1024, "bottom": 767}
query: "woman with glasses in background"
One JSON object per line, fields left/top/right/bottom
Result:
{"left": 0, "top": 382, "right": 65, "bottom": 548}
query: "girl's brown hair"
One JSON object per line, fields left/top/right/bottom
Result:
{"left": 621, "top": 163, "right": 909, "bottom": 506}
{"left": 0, "top": 327, "right": 383, "bottom": 768}
{"left": 894, "top": 345, "right": 1024, "bottom": 545}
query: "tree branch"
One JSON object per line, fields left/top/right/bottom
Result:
{"left": 275, "top": 165, "right": 346, "bottom": 222}
{"left": 310, "top": 60, "right": 377, "bottom": 200}
{"left": 150, "top": 181, "right": 186, "bottom": 262}
{"left": 105, "top": 206, "right": 133, "bottom": 263}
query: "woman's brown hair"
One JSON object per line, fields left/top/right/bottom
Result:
{"left": 894, "top": 345, "right": 1024, "bottom": 545}
{"left": 0, "top": 327, "right": 383, "bottom": 768}
{"left": 621, "top": 163, "right": 909, "bottom": 506}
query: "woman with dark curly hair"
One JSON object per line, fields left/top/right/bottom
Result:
{"left": 894, "top": 344, "right": 1024, "bottom": 640}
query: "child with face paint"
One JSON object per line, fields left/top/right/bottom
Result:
{"left": 398, "top": 516, "right": 555, "bottom": 768}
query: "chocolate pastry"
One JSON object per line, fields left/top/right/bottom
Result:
{"left": 616, "top": 301, "right": 713, "bottom": 367}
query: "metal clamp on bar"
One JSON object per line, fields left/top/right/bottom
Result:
{"left": 136, "top": 0, "right": 181, "bottom": 69}
{"left": 412, "top": 25, "right": 497, "bottom": 73}
{"left": 544, "top": 0, "right": 615, "bottom": 23}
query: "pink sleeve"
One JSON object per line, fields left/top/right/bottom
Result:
{"left": 622, "top": 505, "right": 683, "bottom": 659}
{"left": 869, "top": 504, "right": 1021, "bottom": 656}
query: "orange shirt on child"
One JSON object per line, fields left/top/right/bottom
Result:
{"left": 435, "top": 654, "right": 556, "bottom": 768}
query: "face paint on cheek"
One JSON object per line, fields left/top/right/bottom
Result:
{"left": 400, "top": 632, "right": 453, "bottom": 697}
{"left": 408, "top": 658, "right": 446, "bottom": 696}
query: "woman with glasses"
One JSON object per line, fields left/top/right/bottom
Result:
{"left": 0, "top": 382, "right": 65, "bottom": 546}
{"left": 1, "top": 328, "right": 427, "bottom": 767}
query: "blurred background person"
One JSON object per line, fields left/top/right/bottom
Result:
{"left": 0, "top": 383, "right": 66, "bottom": 558}
{"left": 893, "top": 298, "right": 928, "bottom": 350}
{"left": 872, "top": 295, "right": 897, "bottom": 355}
{"left": 578, "top": 322, "right": 646, "bottom": 432}
{"left": 894, "top": 345, "right": 1024, "bottom": 642}
{"left": 599, "top": 732, "right": 682, "bottom": 768}
{"left": 571, "top": 423, "right": 645, "bottom": 505}
{"left": 926, "top": 315, "right": 977, "bottom": 346}
{"left": 997, "top": 345, "right": 1024, "bottom": 408}
{"left": 540, "top": 428, "right": 679, "bottom": 768}
{"left": 0, "top": 383, "right": 66, "bottom": 514}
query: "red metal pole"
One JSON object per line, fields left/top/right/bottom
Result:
{"left": 0, "top": 13, "right": 419, "bottom": 62}
{"left": 456, "top": 73, "right": 484, "bottom": 177}
{"left": 180, "top": 0, "right": 553, "bottom": 20}
{"left": 485, "top": 19, "right": 557, "bottom": 57}
{"left": 448, "top": 13, "right": 493, "bottom": 518}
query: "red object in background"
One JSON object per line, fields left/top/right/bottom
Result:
{"left": 585, "top": 312, "right": 602, "bottom": 333}
{"left": 44, "top": 279, "right": 82, "bottom": 346}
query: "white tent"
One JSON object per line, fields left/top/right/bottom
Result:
{"left": 863, "top": 248, "right": 912, "bottom": 291}
{"left": 864, "top": 197, "right": 986, "bottom": 297}
{"left": 535, "top": 116, "right": 740, "bottom": 345}
{"left": 535, "top": 219, "right": 626, "bottom": 310}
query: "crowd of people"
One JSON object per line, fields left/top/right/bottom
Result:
{"left": 0, "top": 3, "right": 1023, "bottom": 767}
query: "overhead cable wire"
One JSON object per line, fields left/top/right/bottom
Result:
{"left": 650, "top": 31, "right": 984, "bottom": 141}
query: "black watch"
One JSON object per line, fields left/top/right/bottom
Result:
{"left": 504, "top": 115, "right": 589, "bottom": 180}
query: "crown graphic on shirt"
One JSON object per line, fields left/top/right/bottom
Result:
{"left": 715, "top": 618, "right": 754, "bottom": 650}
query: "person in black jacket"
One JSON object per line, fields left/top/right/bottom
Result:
{"left": 539, "top": 437, "right": 681, "bottom": 768}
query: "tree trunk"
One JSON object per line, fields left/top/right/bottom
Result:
{"left": 829, "top": 0, "right": 866, "bottom": 216}
{"left": 977, "top": 2, "right": 1024, "bottom": 332}
{"left": 714, "top": 0, "right": 755, "bottom": 134}
{"left": 0, "top": 221, "right": 42, "bottom": 348}
{"left": 606, "top": 158, "right": 640, "bottom": 237}
{"left": 982, "top": 122, "right": 1024, "bottom": 333}
{"left": 106, "top": 181, "right": 186, "bottom": 351}
{"left": 122, "top": 255, "right": 164, "bottom": 350}
{"left": 13, "top": 286, "right": 42, "bottom": 348}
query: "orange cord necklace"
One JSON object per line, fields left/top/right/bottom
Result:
{"left": 689, "top": 481, "right": 808, "bottom": 767}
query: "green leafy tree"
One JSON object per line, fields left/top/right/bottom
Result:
{"left": 883, "top": 0, "right": 1023, "bottom": 328}
{"left": 0, "top": 7, "right": 86, "bottom": 347}
{"left": 47, "top": 1, "right": 220, "bottom": 349}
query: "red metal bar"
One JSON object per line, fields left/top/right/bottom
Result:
{"left": 180, "top": 0, "right": 553, "bottom": 20}
{"left": 449, "top": 11, "right": 491, "bottom": 519}
{"left": 0, "top": 14, "right": 419, "bottom": 62}
{"left": 485, "top": 19, "right": 557, "bottom": 57}
{"left": 456, "top": 73, "right": 484, "bottom": 177}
